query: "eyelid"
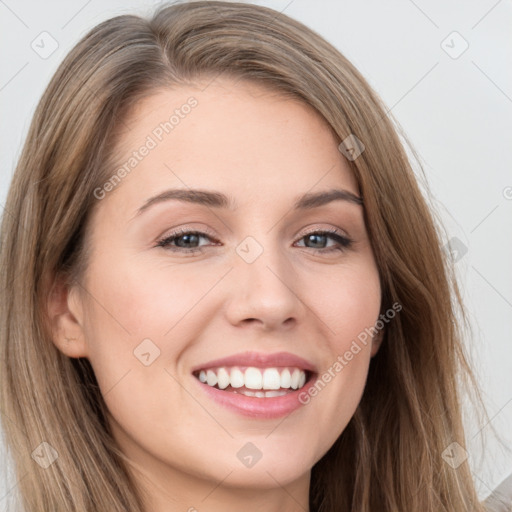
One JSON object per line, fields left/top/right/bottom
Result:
{"left": 299, "top": 225, "right": 349, "bottom": 238}
{"left": 156, "top": 224, "right": 218, "bottom": 242}
{"left": 157, "top": 222, "right": 350, "bottom": 239}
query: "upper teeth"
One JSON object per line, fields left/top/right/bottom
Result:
{"left": 197, "top": 367, "right": 307, "bottom": 390}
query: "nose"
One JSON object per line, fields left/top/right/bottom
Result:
{"left": 223, "top": 238, "right": 305, "bottom": 331}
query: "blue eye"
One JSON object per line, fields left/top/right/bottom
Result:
{"left": 156, "top": 229, "right": 214, "bottom": 254}
{"left": 155, "top": 228, "right": 353, "bottom": 254}
{"left": 295, "top": 229, "right": 353, "bottom": 253}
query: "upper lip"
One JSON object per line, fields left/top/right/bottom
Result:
{"left": 191, "top": 351, "right": 318, "bottom": 373}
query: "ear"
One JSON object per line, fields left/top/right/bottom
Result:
{"left": 46, "top": 274, "right": 89, "bottom": 358}
{"left": 370, "top": 327, "right": 385, "bottom": 357}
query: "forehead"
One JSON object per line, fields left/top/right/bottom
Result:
{"left": 102, "top": 78, "right": 360, "bottom": 217}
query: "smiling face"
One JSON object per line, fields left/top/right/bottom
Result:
{"left": 53, "top": 77, "right": 383, "bottom": 507}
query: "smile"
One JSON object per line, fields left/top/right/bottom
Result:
{"left": 191, "top": 351, "right": 317, "bottom": 418}
{"left": 193, "top": 366, "right": 309, "bottom": 397}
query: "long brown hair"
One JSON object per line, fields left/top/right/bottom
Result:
{"left": 0, "top": 1, "right": 498, "bottom": 510}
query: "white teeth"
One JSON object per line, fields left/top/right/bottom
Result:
{"left": 262, "top": 368, "right": 281, "bottom": 390}
{"left": 206, "top": 369, "right": 218, "bottom": 387}
{"left": 216, "top": 367, "right": 230, "bottom": 390}
{"left": 290, "top": 369, "right": 301, "bottom": 389}
{"left": 244, "top": 367, "right": 263, "bottom": 389}
{"left": 197, "top": 366, "right": 309, "bottom": 392}
{"left": 264, "top": 390, "right": 288, "bottom": 397}
{"left": 230, "top": 368, "right": 244, "bottom": 388}
{"left": 280, "top": 368, "right": 291, "bottom": 388}
{"left": 234, "top": 389, "right": 289, "bottom": 398}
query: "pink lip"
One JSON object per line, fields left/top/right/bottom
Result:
{"left": 194, "top": 380, "right": 316, "bottom": 419}
{"left": 190, "top": 350, "right": 318, "bottom": 373}
{"left": 190, "top": 351, "right": 318, "bottom": 419}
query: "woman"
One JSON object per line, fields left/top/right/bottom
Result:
{"left": 0, "top": 1, "right": 503, "bottom": 510}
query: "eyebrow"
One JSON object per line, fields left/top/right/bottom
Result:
{"left": 133, "top": 187, "right": 363, "bottom": 218}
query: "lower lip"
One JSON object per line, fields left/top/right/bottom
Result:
{"left": 194, "top": 377, "right": 316, "bottom": 419}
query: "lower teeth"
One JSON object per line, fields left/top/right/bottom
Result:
{"left": 232, "top": 389, "right": 289, "bottom": 398}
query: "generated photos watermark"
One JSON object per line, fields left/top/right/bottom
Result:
{"left": 298, "top": 301, "right": 402, "bottom": 405}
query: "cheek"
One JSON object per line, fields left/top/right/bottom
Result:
{"left": 295, "top": 258, "right": 381, "bottom": 439}
{"left": 79, "top": 252, "right": 227, "bottom": 411}
{"left": 82, "top": 253, "right": 211, "bottom": 348}
{"left": 79, "top": 259, "right": 210, "bottom": 439}
{"left": 315, "top": 258, "right": 382, "bottom": 346}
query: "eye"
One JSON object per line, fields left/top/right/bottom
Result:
{"left": 155, "top": 227, "right": 353, "bottom": 254}
{"left": 155, "top": 228, "right": 218, "bottom": 254}
{"left": 294, "top": 228, "right": 353, "bottom": 254}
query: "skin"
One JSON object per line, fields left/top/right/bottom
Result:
{"left": 48, "top": 77, "right": 383, "bottom": 512}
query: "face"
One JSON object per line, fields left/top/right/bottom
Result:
{"left": 54, "top": 77, "right": 382, "bottom": 505}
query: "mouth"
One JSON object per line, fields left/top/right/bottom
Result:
{"left": 192, "top": 366, "right": 314, "bottom": 397}
{"left": 191, "top": 352, "right": 318, "bottom": 418}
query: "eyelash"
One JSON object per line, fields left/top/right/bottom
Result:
{"left": 155, "top": 227, "right": 353, "bottom": 255}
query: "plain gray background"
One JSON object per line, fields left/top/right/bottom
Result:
{"left": 1, "top": 0, "right": 511, "bottom": 507}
